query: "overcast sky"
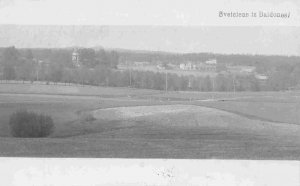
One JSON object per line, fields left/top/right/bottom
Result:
{"left": 0, "top": 0, "right": 299, "bottom": 55}
{"left": 0, "top": 0, "right": 299, "bottom": 26}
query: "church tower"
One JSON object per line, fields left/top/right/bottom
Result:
{"left": 72, "top": 48, "right": 80, "bottom": 68}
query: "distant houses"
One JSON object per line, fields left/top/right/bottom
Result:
{"left": 205, "top": 59, "right": 217, "bottom": 65}
{"left": 134, "top": 61, "right": 150, "bottom": 66}
{"left": 255, "top": 74, "right": 268, "bottom": 80}
{"left": 156, "top": 64, "right": 165, "bottom": 70}
{"left": 196, "top": 63, "right": 217, "bottom": 72}
{"left": 179, "top": 62, "right": 195, "bottom": 70}
{"left": 178, "top": 59, "right": 259, "bottom": 75}
{"left": 118, "top": 58, "right": 269, "bottom": 81}
{"left": 179, "top": 59, "right": 217, "bottom": 72}
{"left": 226, "top": 65, "right": 256, "bottom": 75}
{"left": 254, "top": 74, "right": 268, "bottom": 81}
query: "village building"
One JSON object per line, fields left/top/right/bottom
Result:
{"left": 196, "top": 63, "right": 217, "bottom": 72}
{"left": 179, "top": 63, "right": 186, "bottom": 70}
{"left": 156, "top": 64, "right": 165, "bottom": 70}
{"left": 179, "top": 62, "right": 196, "bottom": 70}
{"left": 227, "top": 65, "right": 256, "bottom": 74}
{"left": 133, "top": 61, "right": 150, "bottom": 66}
{"left": 205, "top": 59, "right": 217, "bottom": 65}
{"left": 255, "top": 73, "right": 268, "bottom": 80}
{"left": 179, "top": 59, "right": 218, "bottom": 72}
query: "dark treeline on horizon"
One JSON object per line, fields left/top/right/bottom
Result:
{"left": 0, "top": 46, "right": 300, "bottom": 92}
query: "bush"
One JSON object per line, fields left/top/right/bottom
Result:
{"left": 9, "top": 110, "right": 54, "bottom": 138}
{"left": 82, "top": 113, "right": 96, "bottom": 122}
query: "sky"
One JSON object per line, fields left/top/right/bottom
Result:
{"left": 0, "top": 0, "right": 299, "bottom": 55}
{"left": 0, "top": 0, "right": 299, "bottom": 26}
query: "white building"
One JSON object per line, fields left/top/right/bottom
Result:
{"left": 196, "top": 63, "right": 217, "bottom": 72}
{"left": 255, "top": 74, "right": 268, "bottom": 80}
{"left": 205, "top": 59, "right": 217, "bottom": 65}
{"left": 156, "top": 64, "right": 165, "bottom": 70}
{"left": 179, "top": 62, "right": 196, "bottom": 70}
{"left": 134, "top": 61, "right": 150, "bottom": 66}
{"left": 227, "top": 65, "right": 256, "bottom": 74}
{"left": 179, "top": 63, "right": 186, "bottom": 70}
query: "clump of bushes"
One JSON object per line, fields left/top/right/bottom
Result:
{"left": 9, "top": 110, "right": 54, "bottom": 138}
{"left": 82, "top": 113, "right": 96, "bottom": 122}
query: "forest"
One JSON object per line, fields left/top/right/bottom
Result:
{"left": 0, "top": 46, "right": 300, "bottom": 92}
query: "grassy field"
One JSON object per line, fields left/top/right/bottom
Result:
{"left": 0, "top": 83, "right": 299, "bottom": 159}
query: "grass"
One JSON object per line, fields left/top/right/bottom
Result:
{"left": 0, "top": 83, "right": 299, "bottom": 159}
{"left": 0, "top": 82, "right": 161, "bottom": 97}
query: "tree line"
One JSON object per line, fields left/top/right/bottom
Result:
{"left": 0, "top": 46, "right": 299, "bottom": 92}
{"left": 117, "top": 49, "right": 300, "bottom": 74}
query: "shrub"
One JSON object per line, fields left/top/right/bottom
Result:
{"left": 9, "top": 110, "right": 54, "bottom": 138}
{"left": 81, "top": 113, "right": 96, "bottom": 122}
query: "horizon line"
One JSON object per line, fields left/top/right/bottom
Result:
{"left": 1, "top": 46, "right": 299, "bottom": 58}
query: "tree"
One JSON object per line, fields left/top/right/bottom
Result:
{"left": 16, "top": 49, "right": 35, "bottom": 82}
{"left": 79, "top": 48, "right": 98, "bottom": 68}
{"left": 48, "top": 64, "right": 63, "bottom": 83}
{"left": 62, "top": 68, "right": 74, "bottom": 85}
{"left": 203, "top": 76, "right": 212, "bottom": 91}
{"left": 96, "top": 49, "right": 109, "bottom": 68}
{"left": 16, "top": 59, "right": 34, "bottom": 82}
{"left": 2, "top": 65, "right": 16, "bottom": 80}
{"left": 9, "top": 110, "right": 54, "bottom": 138}
{"left": 1, "top": 46, "right": 19, "bottom": 80}
{"left": 1, "top": 46, "right": 20, "bottom": 66}
{"left": 109, "top": 51, "right": 119, "bottom": 69}
{"left": 24, "top": 49, "right": 34, "bottom": 61}
{"left": 95, "top": 49, "right": 119, "bottom": 69}
{"left": 93, "top": 65, "right": 111, "bottom": 86}
{"left": 50, "top": 49, "right": 72, "bottom": 67}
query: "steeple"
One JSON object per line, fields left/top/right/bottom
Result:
{"left": 72, "top": 48, "right": 80, "bottom": 67}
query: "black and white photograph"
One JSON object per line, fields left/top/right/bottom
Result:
{"left": 0, "top": 0, "right": 299, "bottom": 185}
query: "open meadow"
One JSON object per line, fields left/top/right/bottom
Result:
{"left": 0, "top": 83, "right": 299, "bottom": 159}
